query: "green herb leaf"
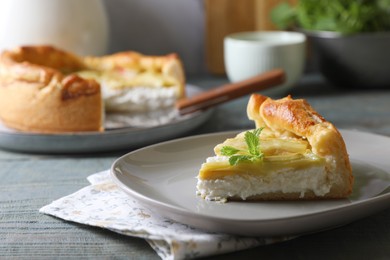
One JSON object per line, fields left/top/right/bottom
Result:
{"left": 229, "top": 155, "right": 251, "bottom": 166}
{"left": 220, "top": 146, "right": 240, "bottom": 156}
{"left": 245, "top": 130, "right": 260, "bottom": 156}
{"left": 222, "top": 128, "right": 264, "bottom": 166}
{"left": 249, "top": 154, "right": 264, "bottom": 162}
{"left": 271, "top": 0, "right": 390, "bottom": 34}
{"left": 270, "top": 2, "right": 297, "bottom": 29}
{"left": 253, "top": 127, "right": 263, "bottom": 137}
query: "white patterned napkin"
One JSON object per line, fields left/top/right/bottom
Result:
{"left": 40, "top": 170, "right": 294, "bottom": 260}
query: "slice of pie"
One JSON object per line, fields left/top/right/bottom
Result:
{"left": 197, "top": 94, "right": 353, "bottom": 202}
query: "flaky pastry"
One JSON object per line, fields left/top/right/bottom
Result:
{"left": 0, "top": 46, "right": 103, "bottom": 133}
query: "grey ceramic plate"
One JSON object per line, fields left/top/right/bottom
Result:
{"left": 0, "top": 85, "right": 213, "bottom": 153}
{"left": 111, "top": 129, "right": 390, "bottom": 236}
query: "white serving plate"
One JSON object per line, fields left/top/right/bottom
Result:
{"left": 0, "top": 85, "right": 212, "bottom": 153}
{"left": 111, "top": 129, "right": 390, "bottom": 236}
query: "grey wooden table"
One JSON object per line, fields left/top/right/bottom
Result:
{"left": 1, "top": 74, "right": 390, "bottom": 259}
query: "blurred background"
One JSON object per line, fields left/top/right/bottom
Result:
{"left": 102, "top": 0, "right": 295, "bottom": 76}
{"left": 104, "top": 0, "right": 390, "bottom": 89}
{"left": 103, "top": 0, "right": 206, "bottom": 75}
{"left": 1, "top": 0, "right": 389, "bottom": 85}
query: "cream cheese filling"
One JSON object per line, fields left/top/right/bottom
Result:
{"left": 197, "top": 155, "right": 331, "bottom": 201}
{"left": 76, "top": 70, "right": 179, "bottom": 112}
{"left": 102, "top": 84, "right": 177, "bottom": 112}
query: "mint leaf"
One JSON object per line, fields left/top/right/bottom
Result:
{"left": 222, "top": 128, "right": 264, "bottom": 166}
{"left": 229, "top": 155, "right": 251, "bottom": 166}
{"left": 220, "top": 146, "right": 240, "bottom": 156}
{"left": 253, "top": 128, "right": 263, "bottom": 137}
{"left": 244, "top": 128, "right": 263, "bottom": 156}
{"left": 245, "top": 131, "right": 259, "bottom": 156}
{"left": 249, "top": 154, "right": 264, "bottom": 162}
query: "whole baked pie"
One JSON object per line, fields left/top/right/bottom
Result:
{"left": 0, "top": 45, "right": 185, "bottom": 133}
{"left": 197, "top": 94, "right": 353, "bottom": 201}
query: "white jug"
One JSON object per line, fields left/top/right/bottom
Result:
{"left": 0, "top": 0, "right": 109, "bottom": 55}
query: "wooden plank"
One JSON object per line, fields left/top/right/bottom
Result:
{"left": 204, "top": 0, "right": 256, "bottom": 74}
{"left": 204, "top": 0, "right": 297, "bottom": 74}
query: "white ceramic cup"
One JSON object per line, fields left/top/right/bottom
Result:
{"left": 224, "top": 31, "right": 306, "bottom": 96}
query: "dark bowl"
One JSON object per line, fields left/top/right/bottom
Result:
{"left": 304, "top": 30, "right": 390, "bottom": 89}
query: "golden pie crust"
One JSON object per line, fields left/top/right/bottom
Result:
{"left": 247, "top": 94, "right": 353, "bottom": 199}
{"left": 0, "top": 46, "right": 102, "bottom": 133}
{"left": 0, "top": 45, "right": 186, "bottom": 133}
